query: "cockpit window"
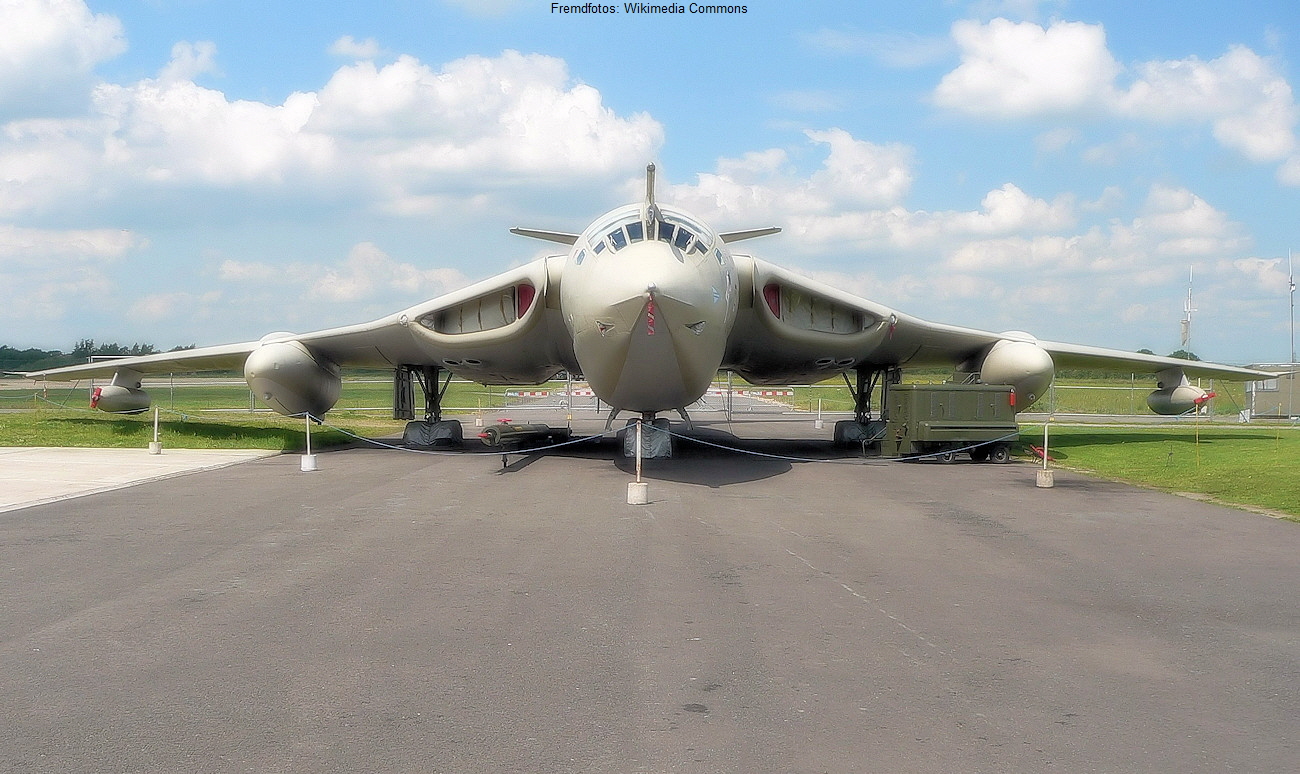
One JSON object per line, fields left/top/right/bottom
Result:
{"left": 581, "top": 208, "right": 718, "bottom": 258}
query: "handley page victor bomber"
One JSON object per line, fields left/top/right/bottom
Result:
{"left": 26, "top": 165, "right": 1270, "bottom": 444}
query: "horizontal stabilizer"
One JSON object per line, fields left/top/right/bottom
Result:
{"left": 720, "top": 227, "right": 781, "bottom": 243}
{"left": 509, "top": 227, "right": 579, "bottom": 245}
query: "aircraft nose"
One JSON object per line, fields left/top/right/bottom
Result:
{"left": 561, "top": 235, "right": 736, "bottom": 412}
{"left": 600, "top": 240, "right": 686, "bottom": 300}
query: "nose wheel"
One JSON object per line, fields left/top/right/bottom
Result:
{"left": 620, "top": 414, "right": 674, "bottom": 459}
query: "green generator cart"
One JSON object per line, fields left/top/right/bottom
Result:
{"left": 879, "top": 382, "right": 1019, "bottom": 462}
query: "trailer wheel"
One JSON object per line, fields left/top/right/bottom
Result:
{"left": 989, "top": 444, "right": 1011, "bottom": 464}
{"left": 937, "top": 450, "right": 957, "bottom": 464}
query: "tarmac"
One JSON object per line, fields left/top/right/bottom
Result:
{"left": 1, "top": 406, "right": 1298, "bottom": 772}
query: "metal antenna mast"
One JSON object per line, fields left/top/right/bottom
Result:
{"left": 1290, "top": 250, "right": 1296, "bottom": 365}
{"left": 1180, "top": 267, "right": 1196, "bottom": 354}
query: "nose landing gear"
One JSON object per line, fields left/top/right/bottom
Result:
{"left": 621, "top": 413, "right": 674, "bottom": 459}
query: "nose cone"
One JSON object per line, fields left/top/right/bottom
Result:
{"left": 562, "top": 239, "right": 735, "bottom": 412}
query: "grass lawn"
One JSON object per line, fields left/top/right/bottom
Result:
{"left": 0, "top": 411, "right": 363, "bottom": 451}
{"left": 1023, "top": 423, "right": 1300, "bottom": 520}
{"left": 0, "top": 378, "right": 501, "bottom": 451}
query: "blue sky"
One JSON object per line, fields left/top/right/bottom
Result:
{"left": 4, "top": 0, "right": 1300, "bottom": 365}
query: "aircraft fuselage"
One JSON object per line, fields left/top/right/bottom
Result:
{"left": 559, "top": 203, "right": 739, "bottom": 413}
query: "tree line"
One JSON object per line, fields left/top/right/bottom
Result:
{"left": 1, "top": 340, "right": 197, "bottom": 372}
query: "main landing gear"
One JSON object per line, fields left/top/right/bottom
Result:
{"left": 396, "top": 365, "right": 463, "bottom": 447}
{"left": 833, "top": 367, "right": 895, "bottom": 449}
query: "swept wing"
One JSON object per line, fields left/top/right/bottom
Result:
{"left": 725, "top": 257, "right": 1269, "bottom": 408}
{"left": 25, "top": 258, "right": 576, "bottom": 415}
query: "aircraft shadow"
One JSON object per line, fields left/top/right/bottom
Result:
{"left": 611, "top": 427, "right": 873, "bottom": 488}
{"left": 413, "top": 424, "right": 895, "bottom": 488}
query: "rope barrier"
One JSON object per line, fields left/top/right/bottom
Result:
{"left": 300, "top": 413, "right": 621, "bottom": 457}
{"left": 660, "top": 426, "right": 1021, "bottom": 465}
{"left": 20, "top": 394, "right": 1021, "bottom": 463}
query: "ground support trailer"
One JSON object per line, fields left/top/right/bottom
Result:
{"left": 836, "top": 382, "right": 1020, "bottom": 462}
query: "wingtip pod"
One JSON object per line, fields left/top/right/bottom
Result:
{"left": 1147, "top": 384, "right": 1211, "bottom": 415}
{"left": 89, "top": 385, "right": 151, "bottom": 414}
{"left": 243, "top": 340, "right": 341, "bottom": 418}
{"left": 1146, "top": 367, "right": 1212, "bottom": 415}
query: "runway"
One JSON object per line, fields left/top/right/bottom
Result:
{"left": 1, "top": 421, "right": 1297, "bottom": 772}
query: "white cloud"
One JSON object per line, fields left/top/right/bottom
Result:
{"left": 967, "top": 0, "right": 1065, "bottom": 21}
{"left": 1278, "top": 155, "right": 1300, "bottom": 186}
{"left": 934, "top": 18, "right": 1300, "bottom": 181}
{"left": 92, "top": 79, "right": 333, "bottom": 186}
{"left": 1133, "top": 185, "right": 1247, "bottom": 258}
{"left": 934, "top": 18, "right": 1119, "bottom": 117}
{"left": 0, "top": 223, "right": 139, "bottom": 323}
{"left": 716, "top": 149, "right": 789, "bottom": 178}
{"left": 1034, "top": 127, "right": 1078, "bottom": 154}
{"left": 216, "top": 259, "right": 279, "bottom": 283}
{"left": 946, "top": 234, "right": 1081, "bottom": 272}
{"left": 1230, "top": 257, "right": 1290, "bottom": 295}
{"left": 960, "top": 183, "right": 1075, "bottom": 234}
{"left": 804, "top": 128, "right": 914, "bottom": 207}
{"left": 1081, "top": 186, "right": 1125, "bottom": 213}
{"left": 669, "top": 129, "right": 913, "bottom": 226}
{"left": 0, "top": 223, "right": 138, "bottom": 264}
{"left": 1118, "top": 45, "right": 1297, "bottom": 163}
{"left": 0, "top": 266, "right": 114, "bottom": 323}
{"left": 310, "top": 52, "right": 662, "bottom": 180}
{"left": 0, "top": 0, "right": 126, "bottom": 119}
{"left": 1080, "top": 133, "right": 1146, "bottom": 167}
{"left": 219, "top": 242, "right": 471, "bottom": 305}
{"left": 0, "top": 47, "right": 663, "bottom": 220}
{"left": 158, "top": 41, "right": 219, "bottom": 84}
{"left": 667, "top": 131, "right": 1079, "bottom": 270}
{"left": 329, "top": 36, "right": 383, "bottom": 60}
{"left": 306, "top": 242, "right": 467, "bottom": 302}
{"left": 128, "top": 291, "right": 220, "bottom": 322}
